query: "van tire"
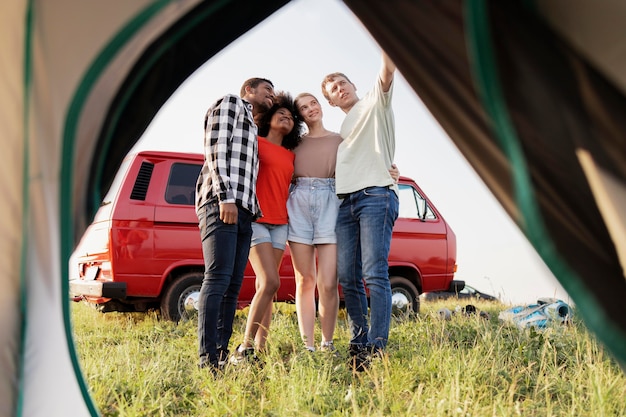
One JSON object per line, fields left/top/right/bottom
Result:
{"left": 390, "top": 276, "right": 420, "bottom": 315}
{"left": 160, "top": 272, "right": 203, "bottom": 322}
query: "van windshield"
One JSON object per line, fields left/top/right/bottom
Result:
{"left": 398, "top": 183, "right": 436, "bottom": 220}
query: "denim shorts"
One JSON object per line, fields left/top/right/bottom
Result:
{"left": 251, "top": 222, "right": 288, "bottom": 250}
{"left": 287, "top": 177, "right": 341, "bottom": 245}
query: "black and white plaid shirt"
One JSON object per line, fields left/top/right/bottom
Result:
{"left": 195, "top": 94, "right": 260, "bottom": 218}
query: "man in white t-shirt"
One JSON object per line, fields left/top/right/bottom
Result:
{"left": 321, "top": 52, "right": 399, "bottom": 371}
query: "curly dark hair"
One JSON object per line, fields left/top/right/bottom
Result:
{"left": 257, "top": 91, "right": 303, "bottom": 150}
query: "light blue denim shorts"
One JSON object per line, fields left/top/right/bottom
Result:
{"left": 251, "top": 222, "right": 288, "bottom": 250}
{"left": 287, "top": 177, "right": 341, "bottom": 245}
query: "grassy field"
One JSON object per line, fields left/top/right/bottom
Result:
{"left": 71, "top": 300, "right": 626, "bottom": 416}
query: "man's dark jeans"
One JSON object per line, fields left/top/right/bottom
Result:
{"left": 336, "top": 186, "right": 398, "bottom": 351}
{"left": 197, "top": 202, "right": 253, "bottom": 367}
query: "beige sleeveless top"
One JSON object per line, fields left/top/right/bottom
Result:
{"left": 293, "top": 133, "right": 343, "bottom": 179}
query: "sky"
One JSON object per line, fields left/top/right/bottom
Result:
{"left": 132, "top": 0, "right": 569, "bottom": 305}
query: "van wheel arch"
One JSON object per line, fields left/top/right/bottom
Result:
{"left": 390, "top": 275, "right": 420, "bottom": 315}
{"left": 160, "top": 271, "right": 203, "bottom": 322}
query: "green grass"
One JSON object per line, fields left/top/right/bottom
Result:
{"left": 72, "top": 301, "right": 626, "bottom": 416}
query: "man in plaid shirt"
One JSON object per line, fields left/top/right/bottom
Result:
{"left": 196, "top": 77, "right": 274, "bottom": 373}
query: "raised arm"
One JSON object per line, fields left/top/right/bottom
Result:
{"left": 379, "top": 51, "right": 396, "bottom": 92}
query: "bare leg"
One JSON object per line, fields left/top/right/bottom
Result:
{"left": 254, "top": 298, "right": 273, "bottom": 350}
{"left": 290, "top": 242, "right": 317, "bottom": 349}
{"left": 242, "top": 243, "right": 283, "bottom": 350}
{"left": 316, "top": 244, "right": 338, "bottom": 344}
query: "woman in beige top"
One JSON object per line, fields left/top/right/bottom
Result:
{"left": 288, "top": 93, "right": 398, "bottom": 353}
{"left": 288, "top": 93, "right": 342, "bottom": 353}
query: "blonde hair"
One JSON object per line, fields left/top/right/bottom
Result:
{"left": 294, "top": 92, "right": 318, "bottom": 118}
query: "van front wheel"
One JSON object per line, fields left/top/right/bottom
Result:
{"left": 390, "top": 276, "right": 420, "bottom": 315}
{"left": 161, "top": 272, "right": 203, "bottom": 322}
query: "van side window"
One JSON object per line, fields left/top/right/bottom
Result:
{"left": 398, "top": 184, "right": 436, "bottom": 220}
{"left": 165, "top": 163, "right": 202, "bottom": 205}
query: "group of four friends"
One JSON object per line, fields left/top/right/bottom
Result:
{"left": 195, "top": 51, "right": 399, "bottom": 373}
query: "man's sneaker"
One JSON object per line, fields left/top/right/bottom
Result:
{"left": 348, "top": 345, "right": 386, "bottom": 371}
{"left": 217, "top": 348, "right": 229, "bottom": 369}
{"left": 229, "top": 344, "right": 259, "bottom": 365}
{"left": 198, "top": 356, "right": 222, "bottom": 377}
{"left": 348, "top": 345, "right": 371, "bottom": 372}
{"left": 369, "top": 346, "right": 385, "bottom": 360}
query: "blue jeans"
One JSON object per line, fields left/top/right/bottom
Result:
{"left": 336, "top": 187, "right": 399, "bottom": 351}
{"left": 197, "top": 201, "right": 253, "bottom": 366}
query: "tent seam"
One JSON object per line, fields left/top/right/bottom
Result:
{"left": 16, "top": 0, "right": 34, "bottom": 415}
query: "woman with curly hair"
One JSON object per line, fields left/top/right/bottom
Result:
{"left": 230, "top": 92, "right": 302, "bottom": 364}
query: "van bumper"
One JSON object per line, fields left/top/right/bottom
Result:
{"left": 70, "top": 280, "right": 127, "bottom": 299}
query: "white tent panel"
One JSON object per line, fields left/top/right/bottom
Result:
{"left": 1, "top": 1, "right": 201, "bottom": 415}
{"left": 1, "top": 0, "right": 29, "bottom": 414}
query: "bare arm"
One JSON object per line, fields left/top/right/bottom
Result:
{"left": 379, "top": 51, "right": 396, "bottom": 92}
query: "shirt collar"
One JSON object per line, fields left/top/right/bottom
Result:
{"left": 242, "top": 99, "right": 254, "bottom": 112}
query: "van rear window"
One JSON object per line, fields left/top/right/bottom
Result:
{"left": 165, "top": 163, "right": 202, "bottom": 205}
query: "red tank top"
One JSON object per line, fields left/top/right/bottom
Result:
{"left": 255, "top": 136, "right": 295, "bottom": 224}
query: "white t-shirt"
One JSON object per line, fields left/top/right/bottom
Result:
{"left": 335, "top": 77, "right": 397, "bottom": 195}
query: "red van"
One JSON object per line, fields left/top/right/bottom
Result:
{"left": 70, "top": 150, "right": 461, "bottom": 321}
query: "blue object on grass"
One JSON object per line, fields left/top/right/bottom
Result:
{"left": 498, "top": 298, "right": 572, "bottom": 329}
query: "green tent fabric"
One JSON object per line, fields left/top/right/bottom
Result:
{"left": 1, "top": 1, "right": 624, "bottom": 415}
{"left": 343, "top": 0, "right": 626, "bottom": 370}
{"left": 1, "top": 1, "right": 288, "bottom": 415}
